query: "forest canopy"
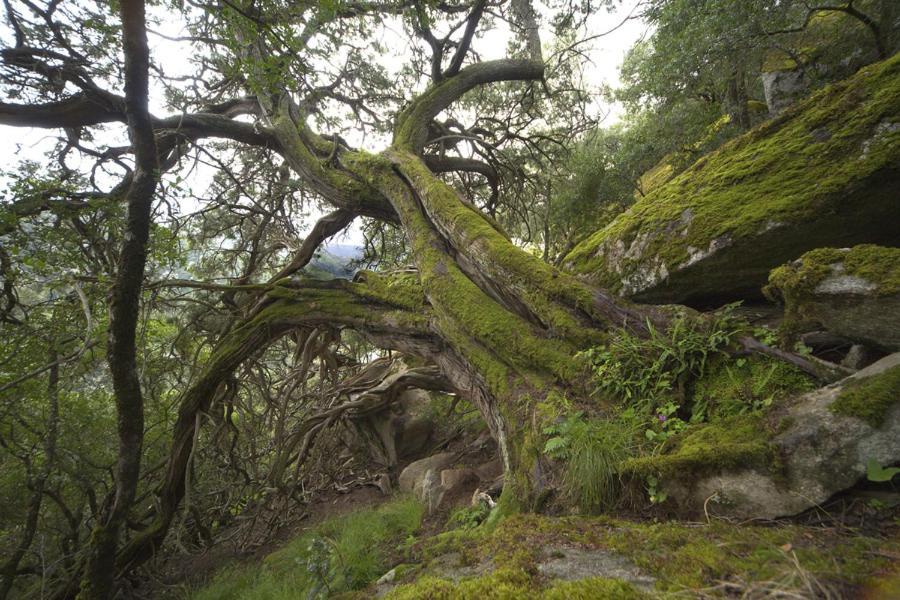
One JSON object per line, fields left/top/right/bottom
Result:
{"left": 0, "top": 0, "right": 898, "bottom": 598}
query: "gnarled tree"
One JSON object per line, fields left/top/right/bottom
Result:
{"left": 0, "top": 0, "right": 835, "bottom": 594}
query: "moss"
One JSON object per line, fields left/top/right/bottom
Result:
{"left": 542, "top": 578, "right": 646, "bottom": 599}
{"left": 766, "top": 244, "right": 900, "bottom": 302}
{"left": 564, "top": 54, "right": 900, "bottom": 294}
{"left": 621, "top": 415, "right": 775, "bottom": 479}
{"left": 392, "top": 512, "right": 899, "bottom": 597}
{"left": 764, "top": 245, "right": 900, "bottom": 340}
{"left": 385, "top": 570, "right": 647, "bottom": 599}
{"left": 352, "top": 270, "right": 426, "bottom": 311}
{"left": 829, "top": 365, "right": 900, "bottom": 427}
{"left": 602, "top": 518, "right": 897, "bottom": 592}
{"left": 689, "top": 355, "right": 816, "bottom": 420}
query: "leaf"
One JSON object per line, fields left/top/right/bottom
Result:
{"left": 866, "top": 458, "right": 900, "bottom": 483}
{"left": 543, "top": 437, "right": 568, "bottom": 456}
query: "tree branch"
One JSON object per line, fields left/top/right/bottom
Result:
{"left": 393, "top": 58, "right": 544, "bottom": 152}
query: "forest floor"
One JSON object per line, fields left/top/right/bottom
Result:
{"left": 159, "top": 417, "right": 900, "bottom": 600}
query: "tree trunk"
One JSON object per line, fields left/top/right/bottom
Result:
{"left": 77, "top": 1, "right": 158, "bottom": 597}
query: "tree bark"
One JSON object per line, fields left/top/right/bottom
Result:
{"left": 77, "top": 1, "right": 158, "bottom": 597}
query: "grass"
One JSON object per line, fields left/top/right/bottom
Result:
{"left": 188, "top": 496, "right": 424, "bottom": 600}
{"left": 556, "top": 416, "right": 636, "bottom": 513}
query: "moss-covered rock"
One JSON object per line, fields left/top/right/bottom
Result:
{"left": 765, "top": 244, "right": 900, "bottom": 350}
{"left": 564, "top": 54, "right": 900, "bottom": 305}
{"left": 621, "top": 415, "right": 776, "bottom": 480}
{"left": 830, "top": 363, "right": 900, "bottom": 427}
{"left": 689, "top": 355, "right": 817, "bottom": 420}
{"left": 666, "top": 353, "right": 900, "bottom": 519}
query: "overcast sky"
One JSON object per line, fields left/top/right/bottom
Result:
{"left": 1, "top": 1, "right": 650, "bottom": 249}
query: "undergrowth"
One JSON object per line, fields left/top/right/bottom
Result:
{"left": 543, "top": 413, "right": 637, "bottom": 513}
{"left": 188, "top": 497, "right": 423, "bottom": 600}
{"left": 566, "top": 305, "right": 814, "bottom": 506}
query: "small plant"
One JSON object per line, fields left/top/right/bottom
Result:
{"left": 543, "top": 413, "right": 636, "bottom": 513}
{"left": 866, "top": 458, "right": 900, "bottom": 483}
{"left": 447, "top": 503, "right": 491, "bottom": 530}
{"left": 644, "top": 401, "right": 688, "bottom": 446}
{"left": 645, "top": 476, "right": 668, "bottom": 504}
{"left": 580, "top": 305, "right": 741, "bottom": 414}
{"left": 305, "top": 536, "right": 335, "bottom": 599}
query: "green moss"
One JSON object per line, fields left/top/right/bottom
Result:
{"left": 766, "top": 244, "right": 900, "bottom": 302}
{"left": 603, "top": 518, "right": 896, "bottom": 591}
{"left": 385, "top": 570, "right": 646, "bottom": 599}
{"left": 564, "top": 54, "right": 900, "bottom": 292}
{"left": 352, "top": 270, "right": 426, "bottom": 311}
{"left": 542, "top": 578, "right": 646, "bottom": 599}
{"left": 391, "top": 512, "right": 899, "bottom": 597}
{"left": 829, "top": 365, "right": 900, "bottom": 427}
{"left": 689, "top": 355, "right": 816, "bottom": 420}
{"left": 621, "top": 415, "right": 775, "bottom": 478}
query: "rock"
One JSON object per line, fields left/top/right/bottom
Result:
{"left": 474, "top": 457, "right": 503, "bottom": 482}
{"left": 537, "top": 546, "right": 656, "bottom": 591}
{"left": 440, "top": 468, "right": 477, "bottom": 493}
{"left": 842, "top": 344, "right": 872, "bottom": 370}
{"left": 398, "top": 452, "right": 456, "bottom": 493}
{"left": 413, "top": 468, "right": 444, "bottom": 512}
{"left": 762, "top": 68, "right": 808, "bottom": 114}
{"left": 563, "top": 55, "right": 900, "bottom": 306}
{"left": 375, "top": 473, "right": 392, "bottom": 495}
{"left": 376, "top": 568, "right": 397, "bottom": 585}
{"left": 672, "top": 352, "right": 900, "bottom": 519}
{"left": 766, "top": 245, "right": 900, "bottom": 351}
{"left": 395, "top": 416, "right": 434, "bottom": 458}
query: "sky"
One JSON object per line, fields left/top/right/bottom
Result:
{"left": 0, "top": 1, "right": 650, "bottom": 250}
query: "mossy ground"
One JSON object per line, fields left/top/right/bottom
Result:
{"left": 190, "top": 494, "right": 900, "bottom": 598}
{"left": 382, "top": 512, "right": 900, "bottom": 598}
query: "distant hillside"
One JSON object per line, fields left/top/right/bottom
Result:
{"left": 304, "top": 245, "right": 362, "bottom": 280}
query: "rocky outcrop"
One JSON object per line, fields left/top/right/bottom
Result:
{"left": 563, "top": 54, "right": 900, "bottom": 306}
{"left": 765, "top": 245, "right": 900, "bottom": 351}
{"left": 667, "top": 352, "right": 900, "bottom": 519}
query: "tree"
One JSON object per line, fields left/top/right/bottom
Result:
{"left": 0, "top": 0, "right": 833, "bottom": 594}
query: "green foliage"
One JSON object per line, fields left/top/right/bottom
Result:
{"left": 190, "top": 497, "right": 424, "bottom": 600}
{"left": 622, "top": 415, "right": 775, "bottom": 479}
{"left": 580, "top": 307, "right": 740, "bottom": 413}
{"left": 866, "top": 458, "right": 900, "bottom": 483}
{"left": 542, "top": 413, "right": 636, "bottom": 513}
{"left": 830, "top": 365, "right": 900, "bottom": 427}
{"left": 446, "top": 504, "right": 492, "bottom": 531}
{"left": 690, "top": 355, "right": 815, "bottom": 422}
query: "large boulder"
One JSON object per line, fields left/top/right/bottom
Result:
{"left": 765, "top": 245, "right": 900, "bottom": 351}
{"left": 398, "top": 452, "right": 456, "bottom": 494}
{"left": 662, "top": 352, "right": 900, "bottom": 519}
{"left": 563, "top": 54, "right": 900, "bottom": 306}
